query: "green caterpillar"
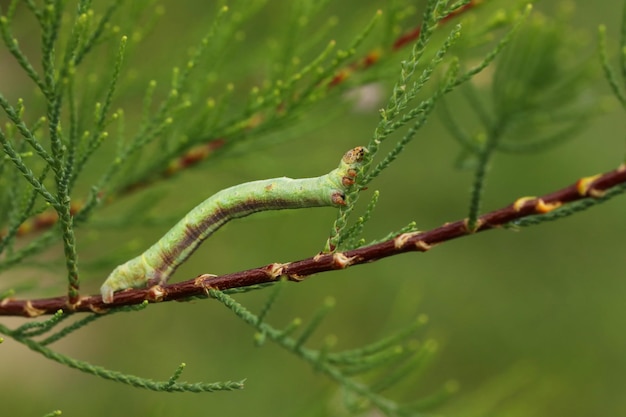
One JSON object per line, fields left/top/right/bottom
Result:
{"left": 100, "top": 147, "right": 366, "bottom": 303}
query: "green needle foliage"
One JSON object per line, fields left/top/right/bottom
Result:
{"left": 0, "top": 301, "right": 244, "bottom": 392}
{"left": 436, "top": 9, "right": 600, "bottom": 230}
{"left": 331, "top": 2, "right": 531, "bottom": 248}
{"left": 210, "top": 288, "right": 446, "bottom": 417}
{"left": 599, "top": 4, "right": 626, "bottom": 109}
{"left": 0, "top": 0, "right": 625, "bottom": 416}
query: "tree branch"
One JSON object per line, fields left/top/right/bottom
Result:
{"left": 2, "top": 163, "right": 624, "bottom": 317}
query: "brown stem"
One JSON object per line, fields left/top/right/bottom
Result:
{"left": 2, "top": 164, "right": 624, "bottom": 317}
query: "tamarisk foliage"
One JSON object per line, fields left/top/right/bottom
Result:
{"left": 1, "top": 0, "right": 625, "bottom": 416}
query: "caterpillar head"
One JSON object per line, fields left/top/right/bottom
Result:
{"left": 340, "top": 146, "right": 367, "bottom": 187}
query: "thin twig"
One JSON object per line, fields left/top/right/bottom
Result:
{"left": 2, "top": 163, "right": 624, "bottom": 317}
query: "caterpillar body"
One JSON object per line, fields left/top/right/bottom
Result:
{"left": 100, "top": 147, "right": 366, "bottom": 303}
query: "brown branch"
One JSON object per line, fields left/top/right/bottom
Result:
{"left": 2, "top": 164, "right": 624, "bottom": 317}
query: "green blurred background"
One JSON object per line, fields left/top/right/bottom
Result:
{"left": 1, "top": 1, "right": 625, "bottom": 416}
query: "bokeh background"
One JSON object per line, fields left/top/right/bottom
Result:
{"left": 1, "top": 1, "right": 624, "bottom": 416}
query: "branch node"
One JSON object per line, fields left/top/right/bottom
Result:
{"left": 88, "top": 303, "right": 108, "bottom": 314}
{"left": 288, "top": 273, "right": 306, "bottom": 282}
{"left": 512, "top": 196, "right": 537, "bottom": 212}
{"left": 313, "top": 252, "right": 326, "bottom": 262}
{"left": 147, "top": 285, "right": 165, "bottom": 302}
{"left": 576, "top": 174, "right": 605, "bottom": 197}
{"left": 535, "top": 199, "right": 562, "bottom": 213}
{"left": 194, "top": 274, "right": 217, "bottom": 289}
{"left": 264, "top": 263, "right": 288, "bottom": 279}
{"left": 332, "top": 252, "right": 355, "bottom": 269}
{"left": 65, "top": 296, "right": 85, "bottom": 312}
{"left": 463, "top": 217, "right": 484, "bottom": 233}
{"left": 414, "top": 240, "right": 432, "bottom": 252}
{"left": 25, "top": 300, "right": 45, "bottom": 317}
{"left": 393, "top": 231, "right": 421, "bottom": 249}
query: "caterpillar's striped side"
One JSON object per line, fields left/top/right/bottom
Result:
{"left": 100, "top": 147, "right": 366, "bottom": 303}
